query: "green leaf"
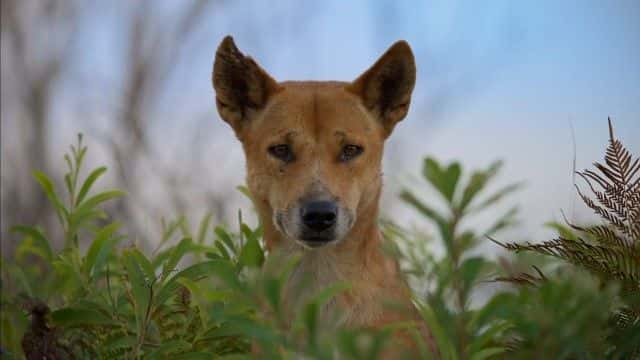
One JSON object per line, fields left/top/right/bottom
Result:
{"left": 33, "top": 170, "right": 68, "bottom": 220}
{"left": 75, "top": 166, "right": 107, "bottom": 206}
{"left": 400, "top": 190, "right": 447, "bottom": 227}
{"left": 74, "top": 190, "right": 125, "bottom": 222}
{"left": 401, "top": 190, "right": 452, "bottom": 249}
{"left": 456, "top": 231, "right": 478, "bottom": 253}
{"left": 214, "top": 241, "right": 231, "bottom": 260}
{"left": 69, "top": 210, "right": 108, "bottom": 233}
{"left": 468, "top": 321, "right": 512, "bottom": 355}
{"left": 470, "top": 347, "right": 505, "bottom": 360}
{"left": 468, "top": 182, "right": 523, "bottom": 214}
{"left": 162, "top": 237, "right": 193, "bottom": 281}
{"left": 5, "top": 262, "right": 34, "bottom": 297}
{"left": 150, "top": 246, "right": 175, "bottom": 270}
{"left": 263, "top": 277, "right": 281, "bottom": 314}
{"left": 123, "top": 249, "right": 152, "bottom": 332}
{"left": 155, "top": 260, "right": 237, "bottom": 306}
{"left": 416, "top": 301, "right": 458, "bottom": 360}
{"left": 92, "top": 235, "right": 125, "bottom": 281}
{"left": 84, "top": 223, "right": 120, "bottom": 277}
{"left": 16, "top": 238, "right": 51, "bottom": 268}
{"left": 76, "top": 141, "right": 87, "bottom": 169}
{"left": 299, "top": 282, "right": 351, "bottom": 344}
{"left": 73, "top": 299, "right": 113, "bottom": 313}
{"left": 236, "top": 185, "right": 253, "bottom": 201}
{"left": 64, "top": 173, "right": 73, "bottom": 199}
{"left": 145, "top": 340, "right": 191, "bottom": 359}
{"left": 129, "top": 248, "right": 155, "bottom": 282}
{"left": 196, "top": 213, "right": 213, "bottom": 244}
{"left": 64, "top": 153, "right": 73, "bottom": 174}
{"left": 161, "top": 216, "right": 186, "bottom": 244}
{"left": 224, "top": 316, "right": 280, "bottom": 347}
{"left": 51, "top": 307, "right": 116, "bottom": 327}
{"left": 172, "top": 352, "right": 218, "bottom": 360}
{"left": 468, "top": 293, "right": 517, "bottom": 331}
{"left": 216, "top": 355, "right": 252, "bottom": 360}
{"left": 460, "top": 257, "right": 487, "bottom": 291}
{"left": 175, "top": 278, "right": 208, "bottom": 327}
{"left": 238, "top": 224, "right": 264, "bottom": 268}
{"left": 103, "top": 335, "right": 136, "bottom": 353}
{"left": 459, "top": 161, "right": 503, "bottom": 212}
{"left": 423, "top": 158, "right": 461, "bottom": 203}
{"left": 309, "top": 282, "right": 351, "bottom": 308}
{"left": 302, "top": 301, "right": 319, "bottom": 344}
{"left": 11, "top": 225, "right": 53, "bottom": 261}
{"left": 215, "top": 226, "right": 237, "bottom": 254}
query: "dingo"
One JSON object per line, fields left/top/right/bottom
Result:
{"left": 212, "top": 36, "right": 433, "bottom": 357}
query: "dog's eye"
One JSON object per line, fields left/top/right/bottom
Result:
{"left": 268, "top": 144, "right": 294, "bottom": 162}
{"left": 340, "top": 144, "right": 363, "bottom": 161}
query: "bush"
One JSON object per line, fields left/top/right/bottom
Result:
{"left": 1, "top": 135, "right": 397, "bottom": 359}
{"left": 493, "top": 119, "right": 640, "bottom": 358}
{"left": 2, "top": 120, "right": 638, "bottom": 359}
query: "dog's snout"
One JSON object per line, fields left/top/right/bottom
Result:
{"left": 301, "top": 201, "right": 337, "bottom": 232}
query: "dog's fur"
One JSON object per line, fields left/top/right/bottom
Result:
{"left": 212, "top": 36, "right": 433, "bottom": 356}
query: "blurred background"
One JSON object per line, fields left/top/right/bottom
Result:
{"left": 2, "top": 0, "right": 639, "bottom": 253}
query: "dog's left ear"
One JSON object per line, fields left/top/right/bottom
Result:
{"left": 212, "top": 36, "right": 279, "bottom": 136}
{"left": 348, "top": 41, "right": 416, "bottom": 137}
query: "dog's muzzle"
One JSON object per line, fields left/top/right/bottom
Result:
{"left": 299, "top": 200, "right": 338, "bottom": 246}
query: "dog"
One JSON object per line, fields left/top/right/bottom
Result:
{"left": 212, "top": 36, "right": 434, "bottom": 358}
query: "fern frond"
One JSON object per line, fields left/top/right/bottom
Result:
{"left": 603, "top": 118, "right": 637, "bottom": 185}
{"left": 494, "top": 119, "right": 639, "bottom": 358}
{"left": 612, "top": 307, "right": 640, "bottom": 330}
{"left": 492, "top": 265, "right": 546, "bottom": 287}
{"left": 567, "top": 223, "right": 634, "bottom": 250}
{"left": 608, "top": 307, "right": 640, "bottom": 357}
{"left": 575, "top": 118, "right": 640, "bottom": 242}
{"left": 575, "top": 185, "right": 630, "bottom": 236}
{"left": 496, "top": 237, "right": 639, "bottom": 282}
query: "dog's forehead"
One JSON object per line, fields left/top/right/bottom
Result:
{"left": 258, "top": 82, "right": 377, "bottom": 137}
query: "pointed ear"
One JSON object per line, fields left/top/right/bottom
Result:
{"left": 212, "top": 36, "right": 279, "bottom": 134}
{"left": 347, "top": 41, "right": 416, "bottom": 137}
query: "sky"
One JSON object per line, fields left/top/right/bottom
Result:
{"left": 44, "top": 0, "right": 640, "bottom": 245}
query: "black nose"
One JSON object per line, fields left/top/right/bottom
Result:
{"left": 301, "top": 201, "right": 337, "bottom": 232}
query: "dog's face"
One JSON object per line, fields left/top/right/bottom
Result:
{"left": 212, "top": 37, "right": 415, "bottom": 249}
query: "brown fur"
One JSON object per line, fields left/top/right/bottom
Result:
{"left": 212, "top": 36, "right": 434, "bottom": 358}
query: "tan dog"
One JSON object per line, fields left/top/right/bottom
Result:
{"left": 212, "top": 36, "right": 433, "bottom": 357}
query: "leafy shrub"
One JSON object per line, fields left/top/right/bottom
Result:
{"left": 494, "top": 119, "right": 640, "bottom": 358}
{"left": 0, "top": 135, "right": 392, "bottom": 359}
{"left": 2, "top": 120, "right": 637, "bottom": 359}
{"left": 393, "top": 157, "right": 520, "bottom": 359}
{"left": 389, "top": 118, "right": 639, "bottom": 359}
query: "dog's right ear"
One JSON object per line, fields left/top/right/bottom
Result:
{"left": 212, "top": 36, "right": 279, "bottom": 135}
{"left": 347, "top": 41, "right": 416, "bottom": 138}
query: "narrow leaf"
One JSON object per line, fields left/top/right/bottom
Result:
{"left": 75, "top": 166, "right": 107, "bottom": 206}
{"left": 11, "top": 225, "right": 53, "bottom": 261}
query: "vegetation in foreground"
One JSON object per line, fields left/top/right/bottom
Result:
{"left": 1, "top": 120, "right": 638, "bottom": 359}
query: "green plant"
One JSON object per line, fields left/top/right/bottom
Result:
{"left": 0, "top": 135, "right": 397, "bottom": 359}
{"left": 395, "top": 157, "right": 521, "bottom": 359}
{"left": 493, "top": 119, "right": 640, "bottom": 358}
{"left": 3, "top": 122, "right": 636, "bottom": 359}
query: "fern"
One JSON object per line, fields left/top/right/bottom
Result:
{"left": 579, "top": 118, "right": 640, "bottom": 240}
{"left": 494, "top": 118, "right": 640, "bottom": 358}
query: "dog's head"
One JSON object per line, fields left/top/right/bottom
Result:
{"left": 212, "top": 36, "right": 415, "bottom": 249}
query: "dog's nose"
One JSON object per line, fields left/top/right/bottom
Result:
{"left": 301, "top": 201, "right": 337, "bottom": 232}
